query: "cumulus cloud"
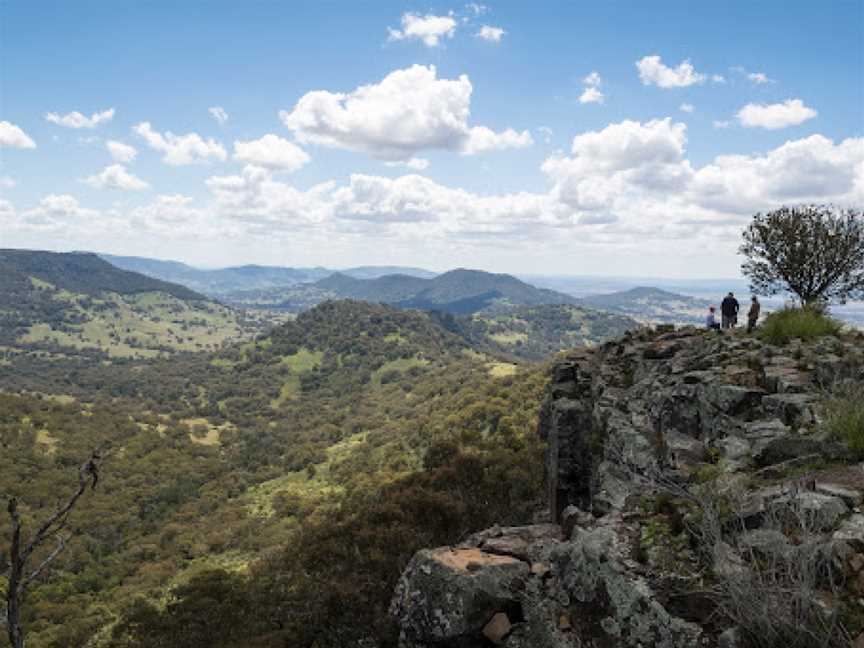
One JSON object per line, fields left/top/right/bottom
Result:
{"left": 133, "top": 122, "right": 227, "bottom": 165}
{"left": 388, "top": 12, "right": 456, "bottom": 47}
{"left": 636, "top": 55, "right": 706, "bottom": 88}
{"left": 747, "top": 72, "right": 772, "bottom": 84}
{"left": 462, "top": 126, "right": 533, "bottom": 154}
{"left": 737, "top": 99, "right": 817, "bottom": 129}
{"left": 476, "top": 25, "right": 505, "bottom": 41}
{"left": 209, "top": 106, "right": 229, "bottom": 124}
{"left": 578, "top": 71, "right": 604, "bottom": 104}
{"left": 579, "top": 87, "right": 604, "bottom": 104}
{"left": 279, "top": 65, "right": 532, "bottom": 160}
{"left": 233, "top": 134, "right": 310, "bottom": 172}
{"left": 19, "top": 194, "right": 100, "bottom": 229}
{"left": 679, "top": 103, "right": 694, "bottom": 113}
{"left": 106, "top": 140, "right": 138, "bottom": 163}
{"left": 45, "top": 108, "right": 115, "bottom": 129}
{"left": 542, "top": 118, "right": 692, "bottom": 221}
{"left": 83, "top": 164, "right": 149, "bottom": 191}
{"left": 385, "top": 158, "right": 430, "bottom": 170}
{"left": 689, "top": 135, "right": 864, "bottom": 213}
{"left": 0, "top": 121, "right": 36, "bottom": 149}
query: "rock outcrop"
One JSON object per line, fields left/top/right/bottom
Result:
{"left": 391, "top": 326, "right": 864, "bottom": 647}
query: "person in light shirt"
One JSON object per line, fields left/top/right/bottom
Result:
{"left": 706, "top": 306, "right": 720, "bottom": 330}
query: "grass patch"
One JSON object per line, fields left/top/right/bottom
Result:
{"left": 487, "top": 362, "right": 518, "bottom": 378}
{"left": 279, "top": 348, "right": 323, "bottom": 372}
{"left": 490, "top": 332, "right": 529, "bottom": 344}
{"left": 823, "top": 385, "right": 864, "bottom": 457}
{"left": 371, "top": 357, "right": 429, "bottom": 385}
{"left": 756, "top": 306, "right": 843, "bottom": 345}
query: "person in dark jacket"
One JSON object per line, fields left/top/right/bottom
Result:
{"left": 721, "top": 292, "right": 739, "bottom": 329}
{"left": 747, "top": 296, "right": 761, "bottom": 332}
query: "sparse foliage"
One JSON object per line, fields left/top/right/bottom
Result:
{"left": 740, "top": 205, "right": 864, "bottom": 305}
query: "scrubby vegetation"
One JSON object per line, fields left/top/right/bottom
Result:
{"left": 824, "top": 383, "right": 864, "bottom": 457}
{"left": 756, "top": 306, "right": 843, "bottom": 345}
{"left": 0, "top": 300, "right": 548, "bottom": 648}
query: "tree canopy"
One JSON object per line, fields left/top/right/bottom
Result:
{"left": 740, "top": 205, "right": 864, "bottom": 305}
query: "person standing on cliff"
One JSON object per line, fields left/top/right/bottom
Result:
{"left": 721, "top": 292, "right": 739, "bottom": 329}
{"left": 747, "top": 296, "right": 761, "bottom": 332}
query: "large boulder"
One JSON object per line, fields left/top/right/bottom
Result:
{"left": 390, "top": 547, "right": 530, "bottom": 648}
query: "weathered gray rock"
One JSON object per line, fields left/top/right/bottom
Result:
{"left": 754, "top": 435, "right": 852, "bottom": 467}
{"left": 762, "top": 393, "right": 816, "bottom": 427}
{"left": 390, "top": 547, "right": 530, "bottom": 647}
{"left": 552, "top": 527, "right": 702, "bottom": 647}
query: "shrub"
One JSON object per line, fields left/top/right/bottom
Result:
{"left": 756, "top": 306, "right": 842, "bottom": 345}
{"left": 823, "top": 385, "right": 864, "bottom": 457}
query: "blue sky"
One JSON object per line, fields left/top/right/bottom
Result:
{"left": 1, "top": 1, "right": 862, "bottom": 276}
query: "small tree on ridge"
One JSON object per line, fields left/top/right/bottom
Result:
{"left": 740, "top": 204, "right": 864, "bottom": 306}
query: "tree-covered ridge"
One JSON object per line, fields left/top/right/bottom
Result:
{"left": 433, "top": 303, "right": 639, "bottom": 360}
{"left": 0, "top": 300, "right": 549, "bottom": 647}
{"left": 0, "top": 250, "right": 204, "bottom": 300}
{"left": 0, "top": 250, "right": 278, "bottom": 361}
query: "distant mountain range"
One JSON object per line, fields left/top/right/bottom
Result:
{"left": 99, "top": 254, "right": 436, "bottom": 295}
{"left": 227, "top": 268, "right": 580, "bottom": 315}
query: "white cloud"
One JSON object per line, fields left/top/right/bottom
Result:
{"left": 45, "top": 108, "right": 115, "bottom": 129}
{"left": 583, "top": 71, "right": 602, "bottom": 87}
{"left": 747, "top": 72, "right": 772, "bottom": 84}
{"left": 106, "top": 140, "right": 138, "bottom": 163}
{"left": 579, "top": 87, "right": 604, "bottom": 104}
{"left": 233, "top": 134, "right": 310, "bottom": 172}
{"left": 0, "top": 176, "right": 15, "bottom": 189}
{"left": 387, "top": 13, "right": 456, "bottom": 47}
{"left": 465, "top": 3, "right": 488, "bottom": 15}
{"left": 713, "top": 120, "right": 731, "bottom": 129}
{"left": 462, "top": 126, "right": 533, "bottom": 154}
{"left": 0, "top": 121, "right": 36, "bottom": 149}
{"left": 133, "top": 122, "right": 227, "bottom": 165}
{"left": 711, "top": 74, "right": 726, "bottom": 84}
{"left": 83, "top": 164, "right": 149, "bottom": 191}
{"left": 636, "top": 55, "right": 706, "bottom": 88}
{"left": 476, "top": 25, "right": 505, "bottom": 42}
{"left": 209, "top": 106, "right": 229, "bottom": 124}
{"left": 679, "top": 103, "right": 694, "bottom": 113}
{"left": 538, "top": 126, "right": 553, "bottom": 144}
{"left": 19, "top": 194, "right": 100, "bottom": 229}
{"left": 541, "top": 118, "right": 692, "bottom": 221}
{"left": 385, "top": 158, "right": 430, "bottom": 170}
{"left": 737, "top": 99, "right": 817, "bottom": 129}
{"left": 689, "top": 135, "right": 864, "bottom": 213}
{"left": 279, "top": 65, "right": 532, "bottom": 160}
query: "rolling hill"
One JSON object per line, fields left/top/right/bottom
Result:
{"left": 0, "top": 249, "right": 272, "bottom": 361}
{"left": 578, "top": 286, "right": 713, "bottom": 324}
{"left": 435, "top": 303, "right": 639, "bottom": 360}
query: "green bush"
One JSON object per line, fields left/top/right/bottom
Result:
{"left": 824, "top": 385, "right": 864, "bottom": 456}
{"left": 756, "top": 306, "right": 842, "bottom": 345}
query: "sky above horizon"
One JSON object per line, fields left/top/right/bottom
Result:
{"left": 1, "top": 1, "right": 862, "bottom": 277}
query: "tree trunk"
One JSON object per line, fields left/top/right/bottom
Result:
{"left": 7, "top": 498, "right": 24, "bottom": 648}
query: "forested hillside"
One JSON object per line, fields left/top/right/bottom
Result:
{"left": 0, "top": 250, "right": 274, "bottom": 362}
{"left": 0, "top": 300, "right": 548, "bottom": 648}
